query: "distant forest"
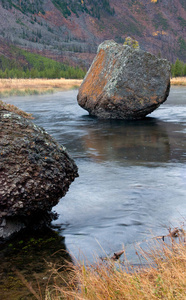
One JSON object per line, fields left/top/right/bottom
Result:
{"left": 51, "top": 0, "right": 115, "bottom": 19}
{"left": 171, "top": 59, "right": 186, "bottom": 77}
{"left": 0, "top": 45, "right": 185, "bottom": 79}
{"left": 0, "top": 47, "right": 86, "bottom": 79}
{"left": 0, "top": 0, "right": 115, "bottom": 19}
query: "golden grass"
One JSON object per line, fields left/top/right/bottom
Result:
{"left": 171, "top": 77, "right": 186, "bottom": 86}
{"left": 0, "top": 77, "right": 185, "bottom": 97}
{"left": 0, "top": 78, "right": 83, "bottom": 97}
{"left": 45, "top": 234, "right": 186, "bottom": 300}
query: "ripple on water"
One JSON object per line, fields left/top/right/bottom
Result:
{"left": 3, "top": 86, "right": 186, "bottom": 263}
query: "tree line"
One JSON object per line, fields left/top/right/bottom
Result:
{"left": 171, "top": 58, "right": 186, "bottom": 77}
{"left": 0, "top": 46, "right": 185, "bottom": 79}
{"left": 0, "top": 49, "right": 86, "bottom": 79}
{"left": 0, "top": 66, "right": 86, "bottom": 79}
{"left": 52, "top": 0, "right": 115, "bottom": 19}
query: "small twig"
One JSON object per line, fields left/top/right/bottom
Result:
{"left": 111, "top": 250, "right": 125, "bottom": 261}
{"left": 155, "top": 227, "right": 185, "bottom": 241}
{"left": 168, "top": 227, "right": 179, "bottom": 237}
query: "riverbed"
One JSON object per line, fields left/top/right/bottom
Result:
{"left": 3, "top": 86, "right": 186, "bottom": 265}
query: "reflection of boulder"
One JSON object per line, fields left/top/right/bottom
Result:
{"left": 83, "top": 119, "right": 171, "bottom": 163}
{"left": 0, "top": 109, "right": 78, "bottom": 240}
{"left": 0, "top": 227, "right": 72, "bottom": 299}
{"left": 78, "top": 40, "right": 171, "bottom": 119}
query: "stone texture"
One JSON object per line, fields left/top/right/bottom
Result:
{"left": 0, "top": 109, "right": 78, "bottom": 239}
{"left": 77, "top": 40, "right": 171, "bottom": 119}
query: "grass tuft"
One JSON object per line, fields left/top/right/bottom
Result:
{"left": 171, "top": 77, "right": 186, "bottom": 86}
{"left": 46, "top": 231, "right": 186, "bottom": 300}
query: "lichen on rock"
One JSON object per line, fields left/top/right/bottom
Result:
{"left": 0, "top": 100, "right": 34, "bottom": 119}
{"left": 77, "top": 40, "right": 171, "bottom": 119}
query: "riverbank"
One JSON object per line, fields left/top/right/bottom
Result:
{"left": 0, "top": 227, "right": 72, "bottom": 300}
{"left": 46, "top": 234, "right": 186, "bottom": 300}
{"left": 0, "top": 78, "right": 83, "bottom": 97}
{"left": 0, "top": 77, "right": 185, "bottom": 97}
{"left": 1, "top": 87, "right": 186, "bottom": 300}
{"left": 1, "top": 226, "right": 184, "bottom": 300}
{"left": 171, "top": 77, "right": 186, "bottom": 86}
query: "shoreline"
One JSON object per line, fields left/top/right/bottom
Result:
{"left": 0, "top": 77, "right": 185, "bottom": 98}
{"left": 170, "top": 76, "right": 186, "bottom": 86}
{"left": 0, "top": 78, "right": 83, "bottom": 97}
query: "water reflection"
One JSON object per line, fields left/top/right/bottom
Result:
{"left": 81, "top": 117, "right": 186, "bottom": 164}
{"left": 0, "top": 227, "right": 72, "bottom": 300}
{"left": 82, "top": 118, "right": 171, "bottom": 163}
{"left": 3, "top": 87, "right": 186, "bottom": 264}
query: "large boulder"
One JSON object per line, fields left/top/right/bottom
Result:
{"left": 77, "top": 40, "right": 171, "bottom": 119}
{"left": 0, "top": 109, "right": 78, "bottom": 239}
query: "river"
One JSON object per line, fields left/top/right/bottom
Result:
{"left": 3, "top": 86, "right": 186, "bottom": 264}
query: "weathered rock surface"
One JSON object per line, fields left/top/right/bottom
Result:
{"left": 0, "top": 109, "right": 78, "bottom": 239}
{"left": 77, "top": 40, "right": 171, "bottom": 119}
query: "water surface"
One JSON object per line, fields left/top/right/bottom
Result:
{"left": 4, "top": 86, "right": 186, "bottom": 263}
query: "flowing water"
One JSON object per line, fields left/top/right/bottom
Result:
{"left": 3, "top": 86, "right": 186, "bottom": 264}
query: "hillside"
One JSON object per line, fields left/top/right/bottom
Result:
{"left": 0, "top": 0, "right": 185, "bottom": 69}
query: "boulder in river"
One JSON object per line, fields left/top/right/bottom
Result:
{"left": 0, "top": 107, "right": 78, "bottom": 240}
{"left": 77, "top": 40, "right": 171, "bottom": 119}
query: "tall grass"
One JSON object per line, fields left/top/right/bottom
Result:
{"left": 0, "top": 78, "right": 83, "bottom": 97}
{"left": 0, "top": 78, "right": 185, "bottom": 98}
{"left": 171, "top": 77, "right": 186, "bottom": 86}
{"left": 46, "top": 233, "right": 186, "bottom": 300}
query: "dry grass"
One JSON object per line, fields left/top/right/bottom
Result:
{"left": 0, "top": 77, "right": 185, "bottom": 97}
{"left": 171, "top": 77, "right": 186, "bottom": 86}
{"left": 46, "top": 234, "right": 186, "bottom": 300}
{"left": 0, "top": 78, "right": 83, "bottom": 97}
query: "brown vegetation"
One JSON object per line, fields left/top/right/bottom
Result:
{"left": 171, "top": 77, "right": 186, "bottom": 86}
{"left": 45, "top": 233, "right": 186, "bottom": 300}
{"left": 0, "top": 0, "right": 185, "bottom": 66}
{"left": 0, "top": 78, "right": 83, "bottom": 97}
{"left": 0, "top": 77, "right": 185, "bottom": 99}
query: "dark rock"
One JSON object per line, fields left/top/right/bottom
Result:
{"left": 77, "top": 40, "right": 171, "bottom": 119}
{"left": 0, "top": 109, "right": 78, "bottom": 240}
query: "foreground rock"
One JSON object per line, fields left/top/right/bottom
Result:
{"left": 0, "top": 109, "right": 78, "bottom": 240}
{"left": 77, "top": 40, "right": 171, "bottom": 119}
